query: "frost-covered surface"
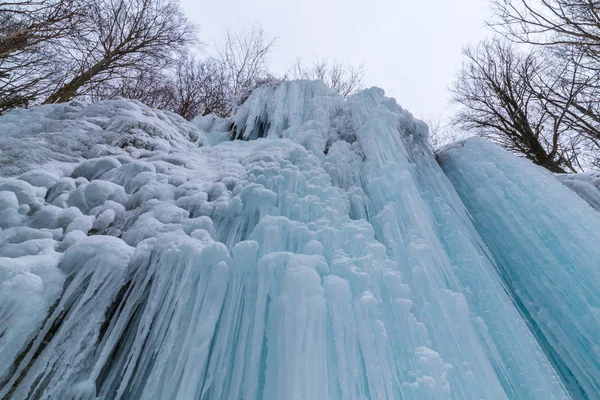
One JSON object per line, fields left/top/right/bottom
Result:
{"left": 191, "top": 114, "right": 232, "bottom": 146}
{"left": 439, "top": 137, "right": 600, "bottom": 400}
{"left": 0, "top": 81, "right": 575, "bottom": 399}
{"left": 0, "top": 98, "right": 204, "bottom": 177}
{"left": 556, "top": 171, "right": 600, "bottom": 211}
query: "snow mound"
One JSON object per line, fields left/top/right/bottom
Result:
{"left": 0, "top": 80, "right": 588, "bottom": 399}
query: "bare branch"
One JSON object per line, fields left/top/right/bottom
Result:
{"left": 216, "top": 23, "right": 275, "bottom": 98}
{"left": 287, "top": 57, "right": 364, "bottom": 96}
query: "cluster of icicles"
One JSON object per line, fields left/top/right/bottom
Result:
{"left": 0, "top": 81, "right": 599, "bottom": 400}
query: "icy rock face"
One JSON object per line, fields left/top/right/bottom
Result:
{"left": 556, "top": 171, "right": 600, "bottom": 211}
{"left": 0, "top": 81, "right": 570, "bottom": 399}
{"left": 438, "top": 137, "right": 600, "bottom": 400}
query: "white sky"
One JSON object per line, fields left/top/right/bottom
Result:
{"left": 181, "top": 0, "right": 491, "bottom": 121}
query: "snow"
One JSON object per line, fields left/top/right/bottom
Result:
{"left": 0, "top": 80, "right": 591, "bottom": 399}
{"left": 556, "top": 170, "right": 600, "bottom": 211}
{"left": 0, "top": 98, "right": 204, "bottom": 177}
{"left": 438, "top": 137, "right": 600, "bottom": 400}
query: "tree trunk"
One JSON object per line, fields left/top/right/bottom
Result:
{"left": 43, "top": 58, "right": 110, "bottom": 104}
{"left": 0, "top": 32, "right": 29, "bottom": 59}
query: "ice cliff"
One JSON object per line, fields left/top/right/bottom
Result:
{"left": 0, "top": 81, "right": 598, "bottom": 400}
{"left": 438, "top": 138, "right": 600, "bottom": 399}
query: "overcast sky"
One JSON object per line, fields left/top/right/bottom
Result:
{"left": 181, "top": 0, "right": 491, "bottom": 121}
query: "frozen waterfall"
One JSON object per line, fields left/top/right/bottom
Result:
{"left": 0, "top": 81, "right": 598, "bottom": 399}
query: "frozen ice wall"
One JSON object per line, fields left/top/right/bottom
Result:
{"left": 0, "top": 82, "right": 573, "bottom": 399}
{"left": 439, "top": 138, "right": 600, "bottom": 400}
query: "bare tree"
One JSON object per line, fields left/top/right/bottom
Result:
{"left": 216, "top": 23, "right": 275, "bottom": 98}
{"left": 452, "top": 39, "right": 581, "bottom": 172}
{"left": 490, "top": 0, "right": 600, "bottom": 54}
{"left": 489, "top": 0, "right": 600, "bottom": 165}
{"left": 0, "top": 0, "right": 81, "bottom": 58}
{"left": 169, "top": 56, "right": 231, "bottom": 119}
{"left": 529, "top": 47, "right": 600, "bottom": 169}
{"left": 42, "top": 0, "right": 196, "bottom": 104}
{"left": 93, "top": 55, "right": 231, "bottom": 120}
{"left": 0, "top": 0, "right": 83, "bottom": 112}
{"left": 287, "top": 58, "right": 364, "bottom": 96}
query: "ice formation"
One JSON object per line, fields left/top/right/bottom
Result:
{"left": 556, "top": 171, "right": 600, "bottom": 211}
{"left": 0, "top": 80, "right": 597, "bottom": 399}
{"left": 439, "top": 138, "right": 600, "bottom": 400}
